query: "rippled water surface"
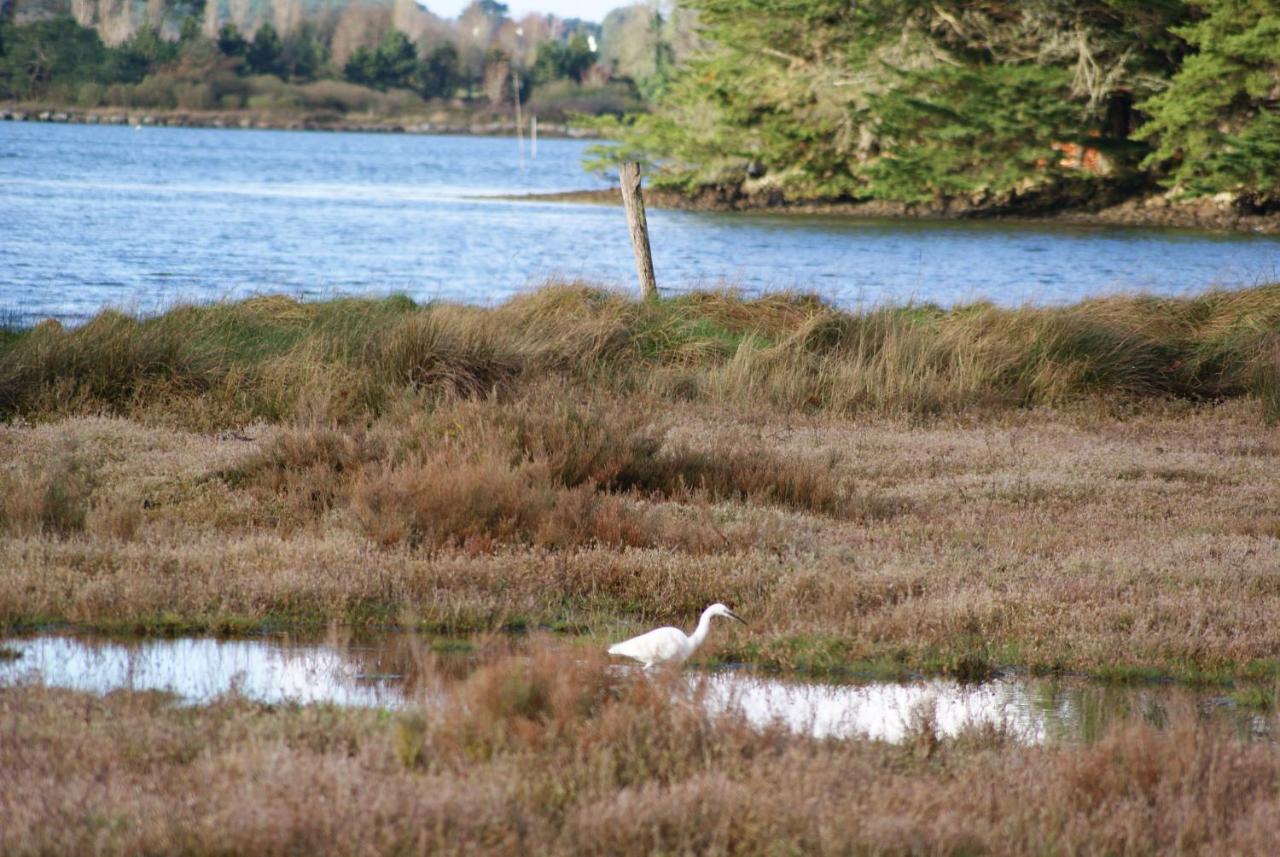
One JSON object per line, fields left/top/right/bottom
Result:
{"left": 1, "top": 634, "right": 1268, "bottom": 744}
{"left": 2, "top": 122, "right": 1279, "bottom": 323}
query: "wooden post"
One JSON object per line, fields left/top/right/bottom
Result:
{"left": 512, "top": 69, "right": 525, "bottom": 171}
{"left": 619, "top": 161, "right": 657, "bottom": 301}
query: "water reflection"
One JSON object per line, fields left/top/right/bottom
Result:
{"left": 700, "top": 672, "right": 1249, "bottom": 743}
{"left": 0, "top": 633, "right": 1268, "bottom": 744}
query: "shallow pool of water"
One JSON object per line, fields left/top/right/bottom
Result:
{"left": 0, "top": 633, "right": 1267, "bottom": 744}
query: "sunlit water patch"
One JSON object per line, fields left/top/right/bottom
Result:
{"left": 2, "top": 123, "right": 1278, "bottom": 324}
{"left": 2, "top": 634, "right": 1269, "bottom": 744}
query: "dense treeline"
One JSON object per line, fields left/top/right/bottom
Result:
{"left": 597, "top": 0, "right": 1280, "bottom": 204}
{"left": 0, "top": 0, "right": 664, "bottom": 115}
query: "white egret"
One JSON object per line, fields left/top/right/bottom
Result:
{"left": 607, "top": 603, "right": 746, "bottom": 669}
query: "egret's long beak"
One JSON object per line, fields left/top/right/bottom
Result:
{"left": 726, "top": 610, "right": 747, "bottom": 625}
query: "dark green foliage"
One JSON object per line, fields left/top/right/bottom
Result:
{"left": 1135, "top": 0, "right": 1280, "bottom": 199}
{"left": 113, "top": 25, "right": 181, "bottom": 84}
{"left": 531, "top": 33, "right": 596, "bottom": 85}
{"left": 0, "top": 12, "right": 628, "bottom": 114}
{"left": 217, "top": 23, "right": 247, "bottom": 58}
{"left": 280, "top": 26, "right": 326, "bottom": 82}
{"left": 864, "top": 63, "right": 1081, "bottom": 202}
{"left": 0, "top": 16, "right": 110, "bottom": 99}
{"left": 245, "top": 23, "right": 283, "bottom": 77}
{"left": 343, "top": 46, "right": 378, "bottom": 89}
{"left": 0, "top": 16, "right": 187, "bottom": 99}
{"left": 344, "top": 30, "right": 418, "bottom": 91}
{"left": 420, "top": 41, "right": 460, "bottom": 99}
{"left": 595, "top": 0, "right": 1279, "bottom": 203}
{"left": 474, "top": 0, "right": 508, "bottom": 16}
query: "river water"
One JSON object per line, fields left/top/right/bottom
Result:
{"left": 2, "top": 122, "right": 1278, "bottom": 324}
{"left": 1, "top": 634, "right": 1269, "bottom": 744}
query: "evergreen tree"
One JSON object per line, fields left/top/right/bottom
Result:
{"left": 530, "top": 40, "right": 569, "bottom": 84}
{"left": 376, "top": 31, "right": 419, "bottom": 89}
{"left": 246, "top": 23, "right": 283, "bottom": 77}
{"left": 0, "top": 16, "right": 109, "bottom": 99}
{"left": 113, "top": 24, "right": 179, "bottom": 84}
{"left": 217, "top": 23, "right": 248, "bottom": 58}
{"left": 420, "top": 41, "right": 461, "bottom": 99}
{"left": 562, "top": 32, "right": 595, "bottom": 83}
{"left": 1135, "top": 0, "right": 1280, "bottom": 198}
{"left": 344, "top": 30, "right": 419, "bottom": 91}
{"left": 178, "top": 15, "right": 201, "bottom": 44}
{"left": 281, "top": 26, "right": 326, "bottom": 81}
{"left": 596, "top": 0, "right": 1196, "bottom": 202}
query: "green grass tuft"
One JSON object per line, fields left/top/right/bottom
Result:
{"left": 3, "top": 282, "right": 1278, "bottom": 428}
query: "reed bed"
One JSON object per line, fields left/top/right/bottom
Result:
{"left": 2, "top": 282, "right": 1278, "bottom": 427}
{"left": 2, "top": 283, "right": 1280, "bottom": 676}
{"left": 4, "top": 284, "right": 1279, "bottom": 854}
{"left": 2, "top": 391, "right": 1278, "bottom": 680}
{"left": 3, "top": 648, "right": 1280, "bottom": 856}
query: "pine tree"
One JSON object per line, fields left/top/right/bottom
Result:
{"left": 1134, "top": 0, "right": 1280, "bottom": 198}
{"left": 246, "top": 23, "right": 284, "bottom": 77}
{"left": 596, "top": 0, "right": 1197, "bottom": 203}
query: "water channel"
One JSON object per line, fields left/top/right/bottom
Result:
{"left": 1, "top": 633, "right": 1269, "bottom": 744}
{"left": 3, "top": 122, "right": 1278, "bottom": 324}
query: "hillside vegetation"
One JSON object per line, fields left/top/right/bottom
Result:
{"left": 0, "top": 1, "right": 663, "bottom": 121}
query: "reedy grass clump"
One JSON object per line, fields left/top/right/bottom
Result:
{"left": 222, "top": 389, "right": 856, "bottom": 552}
{"left": 0, "top": 451, "right": 95, "bottom": 538}
{"left": 3, "top": 282, "right": 1278, "bottom": 426}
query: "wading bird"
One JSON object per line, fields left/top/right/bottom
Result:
{"left": 607, "top": 603, "right": 747, "bottom": 669}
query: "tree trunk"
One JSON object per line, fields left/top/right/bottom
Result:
{"left": 618, "top": 162, "right": 658, "bottom": 301}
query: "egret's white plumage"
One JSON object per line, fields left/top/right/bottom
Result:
{"left": 607, "top": 603, "right": 746, "bottom": 669}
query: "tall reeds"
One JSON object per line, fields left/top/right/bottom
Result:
{"left": 3, "top": 282, "right": 1278, "bottom": 426}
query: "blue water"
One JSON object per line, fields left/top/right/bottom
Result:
{"left": 2, "top": 122, "right": 1278, "bottom": 324}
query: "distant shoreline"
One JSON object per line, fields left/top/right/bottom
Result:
{"left": 0, "top": 105, "right": 599, "bottom": 139}
{"left": 511, "top": 188, "right": 1280, "bottom": 236}
{"left": 8, "top": 107, "right": 1277, "bottom": 234}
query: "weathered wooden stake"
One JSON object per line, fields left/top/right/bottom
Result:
{"left": 618, "top": 161, "right": 658, "bottom": 301}
{"left": 512, "top": 69, "right": 525, "bottom": 171}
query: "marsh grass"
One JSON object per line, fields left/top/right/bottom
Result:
{"left": 219, "top": 390, "right": 857, "bottom": 552}
{"left": 1, "top": 283, "right": 1279, "bottom": 677}
{"left": 4, "top": 283, "right": 1279, "bottom": 853}
{"left": 3, "top": 282, "right": 1279, "bottom": 427}
{"left": 0, "top": 451, "right": 95, "bottom": 537}
{"left": 2, "top": 398, "right": 1278, "bottom": 678}
{"left": 3, "top": 649, "right": 1280, "bottom": 855}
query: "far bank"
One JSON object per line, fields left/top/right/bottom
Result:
{"left": 0, "top": 104, "right": 598, "bottom": 138}
{"left": 516, "top": 187, "right": 1280, "bottom": 236}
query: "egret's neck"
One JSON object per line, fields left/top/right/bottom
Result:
{"left": 688, "top": 608, "right": 716, "bottom": 651}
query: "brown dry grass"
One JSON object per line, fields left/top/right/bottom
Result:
{"left": 3, "top": 282, "right": 1279, "bottom": 428}
{"left": 3, "top": 649, "right": 1280, "bottom": 855}
{"left": 1, "top": 385, "right": 1277, "bottom": 680}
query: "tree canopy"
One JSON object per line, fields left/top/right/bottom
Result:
{"left": 596, "top": 0, "right": 1278, "bottom": 203}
